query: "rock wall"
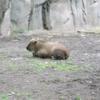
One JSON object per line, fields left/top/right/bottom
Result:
{"left": 0, "top": 0, "right": 10, "bottom": 36}
{"left": 0, "top": 0, "right": 100, "bottom": 36}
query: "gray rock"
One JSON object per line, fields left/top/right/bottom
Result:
{"left": 0, "top": 0, "right": 10, "bottom": 35}
{"left": 0, "top": 0, "right": 100, "bottom": 35}
{"left": 28, "top": 0, "right": 43, "bottom": 30}
{"left": 50, "top": 0, "right": 74, "bottom": 30}
{"left": 11, "top": 0, "right": 31, "bottom": 32}
{"left": 1, "top": 8, "right": 11, "bottom": 37}
{"left": 34, "top": 0, "right": 46, "bottom": 5}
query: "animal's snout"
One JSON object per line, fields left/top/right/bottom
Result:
{"left": 26, "top": 45, "right": 29, "bottom": 51}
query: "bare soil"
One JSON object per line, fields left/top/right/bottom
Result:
{"left": 0, "top": 32, "right": 100, "bottom": 100}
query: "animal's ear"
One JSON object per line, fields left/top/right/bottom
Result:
{"left": 33, "top": 41, "right": 37, "bottom": 44}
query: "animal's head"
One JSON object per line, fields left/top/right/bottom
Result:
{"left": 26, "top": 38, "right": 46, "bottom": 52}
{"left": 26, "top": 39, "right": 37, "bottom": 52}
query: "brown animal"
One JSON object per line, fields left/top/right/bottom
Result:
{"left": 26, "top": 39, "right": 69, "bottom": 60}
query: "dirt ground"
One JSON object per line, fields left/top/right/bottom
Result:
{"left": 0, "top": 32, "right": 100, "bottom": 100}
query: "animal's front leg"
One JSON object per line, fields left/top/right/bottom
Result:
{"left": 32, "top": 51, "right": 37, "bottom": 57}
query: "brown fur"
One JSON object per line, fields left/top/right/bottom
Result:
{"left": 26, "top": 39, "right": 69, "bottom": 60}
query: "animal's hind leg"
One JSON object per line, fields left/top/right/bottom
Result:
{"left": 52, "top": 49, "right": 66, "bottom": 60}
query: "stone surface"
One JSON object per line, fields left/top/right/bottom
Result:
{"left": 1, "top": 8, "right": 11, "bottom": 37}
{"left": 0, "top": 0, "right": 10, "bottom": 36}
{"left": 11, "top": 0, "right": 31, "bottom": 32}
{"left": 29, "top": 0, "right": 43, "bottom": 30}
{"left": 50, "top": 0, "right": 74, "bottom": 30}
{"left": 0, "top": 0, "right": 100, "bottom": 36}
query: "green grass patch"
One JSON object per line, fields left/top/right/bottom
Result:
{"left": 0, "top": 92, "right": 33, "bottom": 100}
{"left": 0, "top": 93, "right": 9, "bottom": 100}
{"left": 0, "top": 52, "right": 80, "bottom": 72}
{"left": 75, "top": 96, "right": 81, "bottom": 100}
{"left": 25, "top": 58, "right": 80, "bottom": 72}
